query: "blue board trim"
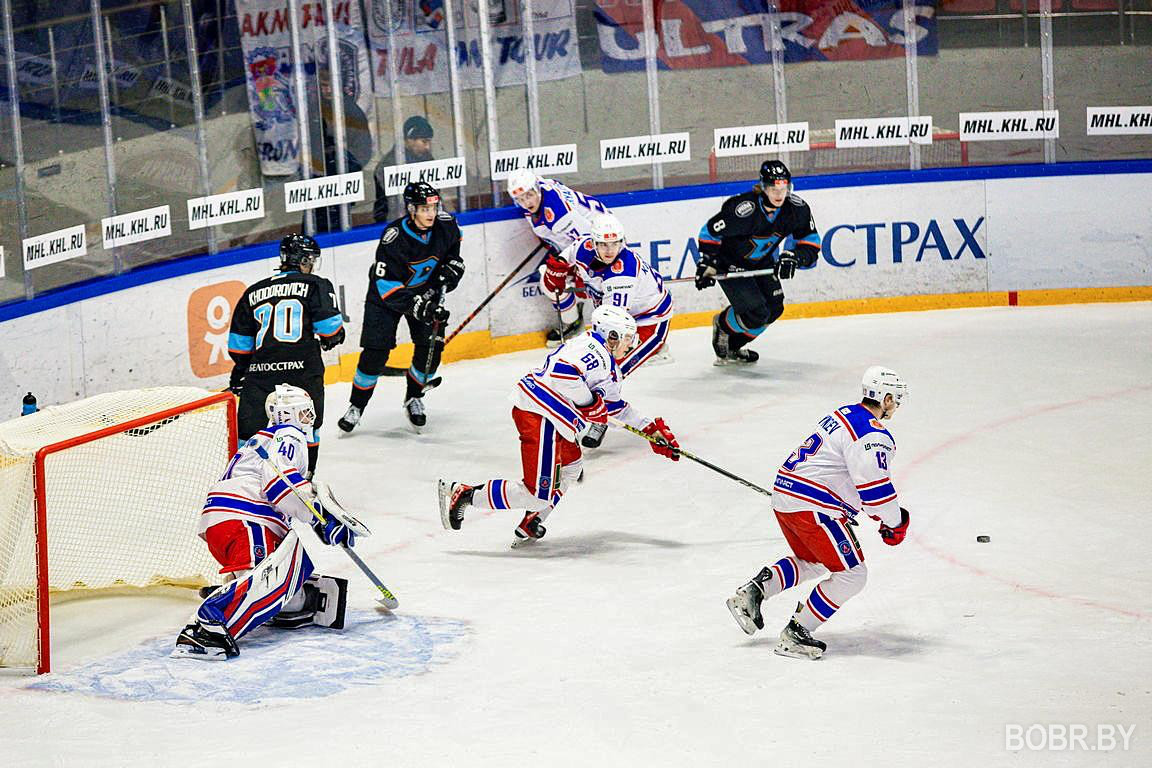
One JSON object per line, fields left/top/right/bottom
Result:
{"left": 3, "top": 159, "right": 1150, "bottom": 323}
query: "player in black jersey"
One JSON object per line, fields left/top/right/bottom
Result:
{"left": 228, "top": 233, "right": 345, "bottom": 472}
{"left": 695, "top": 160, "right": 822, "bottom": 365}
{"left": 338, "top": 181, "right": 464, "bottom": 432}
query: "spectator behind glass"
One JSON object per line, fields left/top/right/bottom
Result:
{"left": 311, "top": 68, "right": 373, "bottom": 233}
{"left": 373, "top": 115, "right": 435, "bottom": 224}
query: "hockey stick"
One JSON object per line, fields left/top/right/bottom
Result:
{"left": 419, "top": 287, "right": 447, "bottom": 393}
{"left": 608, "top": 416, "right": 774, "bottom": 498}
{"left": 662, "top": 267, "right": 779, "bottom": 285}
{"left": 253, "top": 442, "right": 399, "bottom": 609}
{"left": 444, "top": 243, "right": 547, "bottom": 345}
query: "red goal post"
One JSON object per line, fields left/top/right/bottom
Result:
{"left": 0, "top": 387, "right": 236, "bottom": 673}
{"left": 708, "top": 127, "right": 969, "bottom": 182}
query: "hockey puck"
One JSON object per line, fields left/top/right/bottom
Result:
{"left": 976, "top": 535, "right": 991, "bottom": 543}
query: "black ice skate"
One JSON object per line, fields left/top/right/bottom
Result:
{"left": 511, "top": 512, "right": 546, "bottom": 548}
{"left": 726, "top": 567, "right": 772, "bottom": 635}
{"left": 337, "top": 404, "right": 361, "bottom": 433}
{"left": 404, "top": 397, "right": 427, "bottom": 429}
{"left": 774, "top": 618, "right": 827, "bottom": 660}
{"left": 172, "top": 621, "right": 239, "bottom": 660}
{"left": 711, "top": 312, "right": 729, "bottom": 359}
{"left": 714, "top": 348, "right": 759, "bottom": 367}
{"left": 438, "top": 479, "right": 476, "bottom": 530}
{"left": 546, "top": 306, "right": 584, "bottom": 348}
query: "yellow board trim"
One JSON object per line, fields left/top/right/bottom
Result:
{"left": 325, "top": 286, "right": 1152, "bottom": 384}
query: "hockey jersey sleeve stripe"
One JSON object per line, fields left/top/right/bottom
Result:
{"left": 796, "top": 233, "right": 821, "bottom": 249}
{"left": 517, "top": 377, "right": 583, "bottom": 429}
{"left": 858, "top": 481, "right": 896, "bottom": 503}
{"left": 633, "top": 293, "right": 673, "bottom": 322}
{"left": 552, "top": 361, "right": 582, "bottom": 378}
{"left": 315, "top": 314, "right": 344, "bottom": 336}
{"left": 697, "top": 224, "right": 719, "bottom": 245}
{"left": 228, "top": 333, "right": 255, "bottom": 353}
{"left": 605, "top": 399, "right": 628, "bottom": 415}
{"left": 376, "top": 278, "right": 404, "bottom": 300}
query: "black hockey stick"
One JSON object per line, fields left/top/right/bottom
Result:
{"left": 444, "top": 243, "right": 547, "bottom": 345}
{"left": 662, "top": 266, "right": 779, "bottom": 285}
{"left": 609, "top": 416, "right": 774, "bottom": 498}
{"left": 419, "top": 287, "right": 447, "bottom": 393}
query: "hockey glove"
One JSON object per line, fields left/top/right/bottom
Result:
{"left": 319, "top": 326, "right": 345, "bottom": 351}
{"left": 643, "top": 418, "right": 680, "bottom": 462}
{"left": 435, "top": 259, "right": 466, "bottom": 292}
{"left": 877, "top": 507, "right": 910, "bottom": 546}
{"left": 312, "top": 509, "right": 357, "bottom": 548}
{"left": 694, "top": 255, "right": 720, "bottom": 290}
{"left": 576, "top": 393, "right": 608, "bottom": 424}
{"left": 410, "top": 289, "right": 442, "bottom": 324}
{"left": 541, "top": 255, "right": 573, "bottom": 296}
{"left": 776, "top": 251, "right": 798, "bottom": 280}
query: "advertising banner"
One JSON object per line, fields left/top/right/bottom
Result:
{"left": 366, "top": 0, "right": 582, "bottom": 96}
{"left": 594, "top": 0, "right": 938, "bottom": 72}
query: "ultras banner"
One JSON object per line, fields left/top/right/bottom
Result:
{"left": 365, "top": 0, "right": 582, "bottom": 96}
{"left": 593, "top": 0, "right": 938, "bottom": 71}
{"left": 237, "top": 0, "right": 376, "bottom": 176}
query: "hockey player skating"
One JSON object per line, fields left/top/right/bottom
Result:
{"left": 506, "top": 170, "right": 611, "bottom": 345}
{"left": 695, "top": 160, "right": 821, "bottom": 365}
{"left": 438, "top": 306, "right": 680, "bottom": 546}
{"left": 174, "top": 385, "right": 358, "bottom": 660}
{"left": 725, "top": 367, "right": 910, "bottom": 659}
{"left": 339, "top": 181, "right": 464, "bottom": 432}
{"left": 548, "top": 212, "right": 673, "bottom": 377}
{"left": 228, "top": 233, "right": 344, "bottom": 473}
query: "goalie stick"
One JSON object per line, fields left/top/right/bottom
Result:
{"left": 253, "top": 442, "right": 399, "bottom": 609}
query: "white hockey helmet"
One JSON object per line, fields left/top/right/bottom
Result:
{"left": 861, "top": 366, "right": 909, "bottom": 406}
{"left": 591, "top": 305, "right": 637, "bottom": 357}
{"left": 506, "top": 170, "right": 540, "bottom": 207}
{"left": 589, "top": 213, "right": 626, "bottom": 264}
{"left": 265, "top": 384, "right": 316, "bottom": 429}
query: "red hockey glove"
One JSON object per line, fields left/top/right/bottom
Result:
{"left": 877, "top": 507, "right": 910, "bottom": 546}
{"left": 642, "top": 418, "right": 680, "bottom": 461}
{"left": 577, "top": 393, "right": 607, "bottom": 424}
{"left": 541, "top": 255, "right": 572, "bottom": 295}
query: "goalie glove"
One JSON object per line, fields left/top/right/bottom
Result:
{"left": 876, "top": 507, "right": 910, "bottom": 546}
{"left": 311, "top": 502, "right": 357, "bottom": 548}
{"left": 776, "top": 250, "right": 798, "bottom": 280}
{"left": 319, "top": 326, "right": 345, "bottom": 351}
{"left": 541, "top": 254, "right": 573, "bottom": 296}
{"left": 642, "top": 417, "right": 680, "bottom": 462}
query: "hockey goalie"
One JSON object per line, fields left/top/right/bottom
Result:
{"left": 173, "top": 385, "right": 357, "bottom": 660}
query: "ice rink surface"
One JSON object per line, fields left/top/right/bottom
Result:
{"left": 2, "top": 303, "right": 1150, "bottom": 767}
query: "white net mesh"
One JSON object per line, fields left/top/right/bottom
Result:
{"left": 0, "top": 387, "right": 233, "bottom": 670}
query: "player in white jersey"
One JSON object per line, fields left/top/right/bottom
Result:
{"left": 507, "top": 170, "right": 611, "bottom": 345}
{"left": 438, "top": 306, "right": 680, "bottom": 546}
{"left": 725, "top": 367, "right": 911, "bottom": 660}
{"left": 548, "top": 213, "right": 673, "bottom": 378}
{"left": 173, "top": 385, "right": 358, "bottom": 660}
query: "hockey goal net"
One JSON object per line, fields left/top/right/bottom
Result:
{"left": 708, "top": 128, "right": 969, "bottom": 182}
{"left": 0, "top": 387, "right": 236, "bottom": 673}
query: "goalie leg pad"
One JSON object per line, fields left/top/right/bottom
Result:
{"left": 269, "top": 575, "right": 348, "bottom": 630}
{"left": 197, "top": 529, "right": 315, "bottom": 640}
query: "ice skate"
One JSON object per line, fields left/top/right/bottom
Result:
{"left": 711, "top": 313, "right": 729, "bottom": 359}
{"left": 511, "top": 512, "right": 546, "bottom": 548}
{"left": 172, "top": 621, "right": 239, "bottom": 660}
{"left": 774, "top": 618, "right": 826, "bottom": 660}
{"left": 438, "top": 479, "right": 475, "bottom": 531}
{"left": 404, "top": 397, "right": 427, "bottom": 430}
{"left": 337, "top": 404, "right": 361, "bottom": 433}
{"left": 726, "top": 570, "right": 770, "bottom": 635}
{"left": 714, "top": 348, "right": 759, "bottom": 367}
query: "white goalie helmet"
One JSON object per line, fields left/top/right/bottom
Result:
{"left": 265, "top": 384, "right": 317, "bottom": 429}
{"left": 506, "top": 170, "right": 540, "bottom": 204}
{"left": 591, "top": 305, "right": 637, "bottom": 356}
{"left": 861, "top": 366, "right": 909, "bottom": 405}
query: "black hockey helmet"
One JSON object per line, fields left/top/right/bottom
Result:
{"left": 759, "top": 159, "right": 791, "bottom": 188}
{"left": 279, "top": 232, "right": 320, "bottom": 271}
{"left": 403, "top": 181, "right": 440, "bottom": 208}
